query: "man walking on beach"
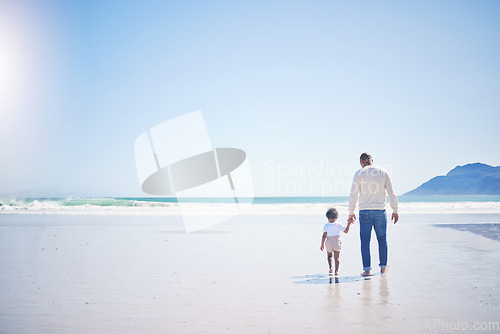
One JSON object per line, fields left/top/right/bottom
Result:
{"left": 348, "top": 153, "right": 399, "bottom": 276}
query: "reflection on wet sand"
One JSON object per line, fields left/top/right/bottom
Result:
{"left": 318, "top": 273, "right": 393, "bottom": 331}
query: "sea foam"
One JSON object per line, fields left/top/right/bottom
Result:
{"left": 1, "top": 198, "right": 500, "bottom": 215}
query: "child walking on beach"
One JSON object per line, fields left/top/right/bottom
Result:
{"left": 320, "top": 208, "right": 353, "bottom": 275}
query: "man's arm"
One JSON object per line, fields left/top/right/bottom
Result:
{"left": 385, "top": 172, "right": 399, "bottom": 224}
{"left": 320, "top": 232, "right": 327, "bottom": 251}
{"left": 348, "top": 173, "right": 359, "bottom": 223}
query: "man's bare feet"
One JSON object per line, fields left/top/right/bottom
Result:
{"left": 329, "top": 268, "right": 333, "bottom": 273}
{"left": 334, "top": 271, "right": 339, "bottom": 276}
{"left": 381, "top": 266, "right": 389, "bottom": 273}
{"left": 361, "top": 271, "right": 371, "bottom": 277}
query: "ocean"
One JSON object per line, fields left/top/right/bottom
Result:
{"left": 1, "top": 195, "right": 500, "bottom": 216}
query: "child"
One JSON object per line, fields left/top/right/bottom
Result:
{"left": 320, "top": 208, "right": 353, "bottom": 275}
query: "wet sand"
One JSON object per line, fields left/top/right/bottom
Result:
{"left": 435, "top": 223, "right": 500, "bottom": 241}
{"left": 0, "top": 214, "right": 499, "bottom": 333}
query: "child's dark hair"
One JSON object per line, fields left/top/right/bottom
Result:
{"left": 326, "top": 208, "right": 338, "bottom": 220}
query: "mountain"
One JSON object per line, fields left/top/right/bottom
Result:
{"left": 405, "top": 163, "right": 500, "bottom": 195}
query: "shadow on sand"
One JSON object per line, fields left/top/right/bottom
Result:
{"left": 293, "top": 272, "right": 381, "bottom": 284}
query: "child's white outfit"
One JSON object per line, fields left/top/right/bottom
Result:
{"left": 323, "top": 222, "right": 346, "bottom": 252}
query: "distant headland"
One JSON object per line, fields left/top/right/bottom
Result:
{"left": 405, "top": 163, "right": 500, "bottom": 195}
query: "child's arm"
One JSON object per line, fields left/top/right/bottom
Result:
{"left": 343, "top": 221, "right": 353, "bottom": 234}
{"left": 320, "top": 232, "right": 327, "bottom": 251}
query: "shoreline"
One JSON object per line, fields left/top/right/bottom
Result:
{"left": 2, "top": 201, "right": 500, "bottom": 216}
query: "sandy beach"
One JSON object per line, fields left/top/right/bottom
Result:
{"left": 1, "top": 213, "right": 499, "bottom": 334}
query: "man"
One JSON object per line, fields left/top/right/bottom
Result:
{"left": 348, "top": 153, "right": 399, "bottom": 276}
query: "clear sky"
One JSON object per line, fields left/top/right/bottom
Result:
{"left": 1, "top": 0, "right": 499, "bottom": 198}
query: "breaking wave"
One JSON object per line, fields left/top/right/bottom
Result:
{"left": 1, "top": 197, "right": 500, "bottom": 215}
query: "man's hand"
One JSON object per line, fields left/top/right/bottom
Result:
{"left": 391, "top": 213, "right": 399, "bottom": 224}
{"left": 348, "top": 214, "right": 356, "bottom": 224}
{"left": 320, "top": 244, "right": 324, "bottom": 251}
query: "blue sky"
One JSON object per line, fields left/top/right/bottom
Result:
{"left": 1, "top": 0, "right": 499, "bottom": 197}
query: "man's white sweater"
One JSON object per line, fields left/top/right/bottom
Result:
{"left": 348, "top": 165, "right": 399, "bottom": 215}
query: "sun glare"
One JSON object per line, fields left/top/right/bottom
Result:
{"left": 0, "top": 35, "right": 20, "bottom": 114}
{"left": 0, "top": 1, "right": 48, "bottom": 117}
